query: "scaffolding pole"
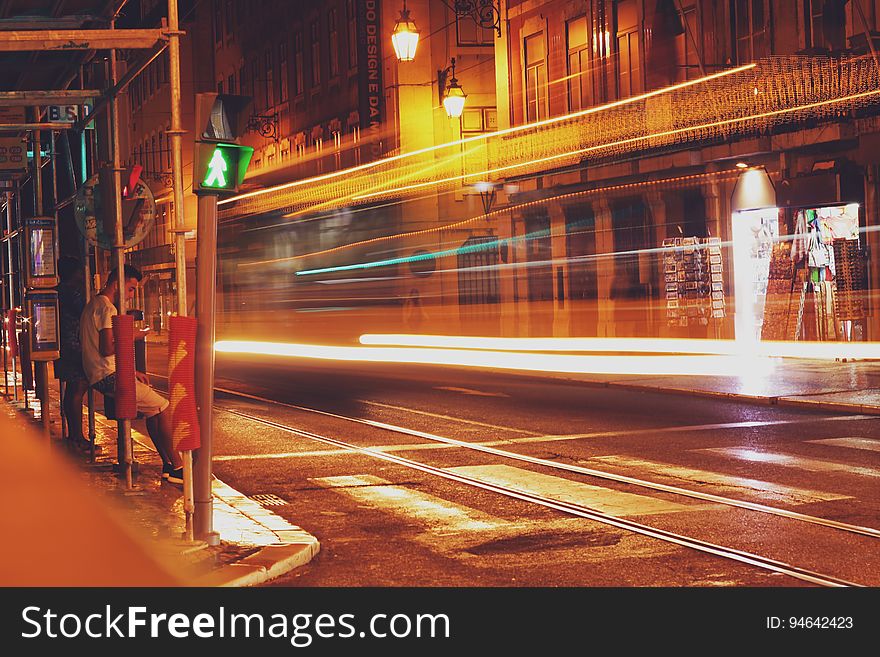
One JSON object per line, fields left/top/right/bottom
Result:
{"left": 168, "top": 0, "right": 197, "bottom": 542}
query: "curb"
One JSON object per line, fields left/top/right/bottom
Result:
{"left": 194, "top": 479, "right": 321, "bottom": 587}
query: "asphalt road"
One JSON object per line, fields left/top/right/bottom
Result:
{"left": 148, "top": 348, "right": 880, "bottom": 587}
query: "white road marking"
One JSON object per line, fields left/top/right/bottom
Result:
{"left": 434, "top": 386, "right": 510, "bottom": 397}
{"left": 590, "top": 455, "right": 851, "bottom": 504}
{"left": 704, "top": 448, "right": 880, "bottom": 478}
{"left": 807, "top": 437, "right": 880, "bottom": 453}
{"left": 447, "top": 464, "right": 701, "bottom": 517}
{"left": 313, "top": 474, "right": 500, "bottom": 531}
{"left": 358, "top": 399, "right": 534, "bottom": 434}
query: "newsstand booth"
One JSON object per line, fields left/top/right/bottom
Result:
{"left": 731, "top": 167, "right": 868, "bottom": 346}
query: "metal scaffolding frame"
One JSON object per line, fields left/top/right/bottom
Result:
{"left": 0, "top": 0, "right": 200, "bottom": 539}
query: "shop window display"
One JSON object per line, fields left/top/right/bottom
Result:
{"left": 757, "top": 203, "right": 866, "bottom": 342}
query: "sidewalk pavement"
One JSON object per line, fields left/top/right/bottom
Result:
{"left": 543, "top": 356, "right": 880, "bottom": 415}
{"left": 2, "top": 371, "right": 319, "bottom": 587}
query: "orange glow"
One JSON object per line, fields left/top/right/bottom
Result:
{"left": 214, "top": 340, "right": 778, "bottom": 377}
{"left": 353, "top": 86, "right": 880, "bottom": 202}
{"left": 218, "top": 63, "right": 756, "bottom": 207}
{"left": 237, "top": 169, "right": 739, "bottom": 268}
{"left": 358, "top": 335, "right": 880, "bottom": 361}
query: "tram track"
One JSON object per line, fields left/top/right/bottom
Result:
{"left": 147, "top": 371, "right": 878, "bottom": 585}
{"left": 219, "top": 404, "right": 864, "bottom": 587}
{"left": 213, "top": 385, "right": 880, "bottom": 541}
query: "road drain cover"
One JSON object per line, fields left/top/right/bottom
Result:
{"left": 251, "top": 494, "right": 288, "bottom": 507}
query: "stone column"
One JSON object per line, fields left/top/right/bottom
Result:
{"left": 593, "top": 198, "right": 615, "bottom": 336}
{"left": 548, "top": 201, "right": 571, "bottom": 336}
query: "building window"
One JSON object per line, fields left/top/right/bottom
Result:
{"left": 279, "top": 41, "right": 289, "bottom": 103}
{"left": 265, "top": 48, "right": 275, "bottom": 108}
{"left": 224, "top": 0, "right": 234, "bottom": 38}
{"left": 328, "top": 9, "right": 340, "bottom": 78}
{"left": 803, "top": 0, "right": 846, "bottom": 50}
{"left": 310, "top": 20, "right": 321, "bottom": 87}
{"left": 213, "top": 0, "right": 222, "bottom": 45}
{"left": 239, "top": 64, "right": 247, "bottom": 96}
{"left": 675, "top": 4, "right": 700, "bottom": 81}
{"left": 733, "top": 0, "right": 769, "bottom": 63}
{"left": 616, "top": 0, "right": 642, "bottom": 99}
{"left": 567, "top": 15, "right": 592, "bottom": 112}
{"left": 524, "top": 32, "right": 547, "bottom": 122}
{"left": 457, "top": 15, "right": 494, "bottom": 45}
{"left": 347, "top": 0, "right": 358, "bottom": 69}
{"left": 294, "top": 32, "right": 304, "bottom": 95}
{"left": 252, "top": 59, "right": 261, "bottom": 109}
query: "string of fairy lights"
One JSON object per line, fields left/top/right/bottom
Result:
{"left": 219, "top": 55, "right": 880, "bottom": 228}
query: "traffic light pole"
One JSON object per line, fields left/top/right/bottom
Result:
{"left": 193, "top": 193, "right": 219, "bottom": 545}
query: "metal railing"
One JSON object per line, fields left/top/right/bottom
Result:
{"left": 221, "top": 55, "right": 880, "bottom": 222}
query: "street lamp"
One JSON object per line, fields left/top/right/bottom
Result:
{"left": 439, "top": 57, "right": 466, "bottom": 118}
{"left": 391, "top": 1, "right": 420, "bottom": 62}
{"left": 393, "top": 1, "right": 500, "bottom": 64}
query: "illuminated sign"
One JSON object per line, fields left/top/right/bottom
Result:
{"left": 194, "top": 142, "right": 254, "bottom": 194}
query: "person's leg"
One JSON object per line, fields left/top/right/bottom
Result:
{"left": 156, "top": 407, "right": 180, "bottom": 468}
{"left": 62, "top": 378, "right": 88, "bottom": 442}
{"left": 136, "top": 380, "right": 180, "bottom": 468}
{"left": 145, "top": 414, "right": 171, "bottom": 466}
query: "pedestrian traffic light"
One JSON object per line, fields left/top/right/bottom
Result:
{"left": 193, "top": 93, "right": 254, "bottom": 195}
{"left": 193, "top": 141, "right": 253, "bottom": 193}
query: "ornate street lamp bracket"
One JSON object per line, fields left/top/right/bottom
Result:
{"left": 247, "top": 113, "right": 280, "bottom": 143}
{"left": 441, "top": 0, "right": 501, "bottom": 37}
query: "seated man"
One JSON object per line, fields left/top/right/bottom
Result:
{"left": 79, "top": 265, "right": 182, "bottom": 485}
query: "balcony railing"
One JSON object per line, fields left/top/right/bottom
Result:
{"left": 220, "top": 55, "right": 880, "bottom": 222}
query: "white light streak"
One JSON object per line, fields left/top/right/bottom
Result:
{"left": 358, "top": 334, "right": 880, "bottom": 362}
{"left": 214, "top": 340, "right": 776, "bottom": 378}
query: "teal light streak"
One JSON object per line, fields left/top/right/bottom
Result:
{"left": 295, "top": 225, "right": 555, "bottom": 277}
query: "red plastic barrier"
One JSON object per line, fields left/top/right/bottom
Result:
{"left": 6, "top": 309, "right": 17, "bottom": 360}
{"left": 112, "top": 314, "right": 137, "bottom": 419}
{"left": 168, "top": 316, "right": 200, "bottom": 451}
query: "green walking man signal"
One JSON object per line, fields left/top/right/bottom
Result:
{"left": 192, "top": 93, "right": 254, "bottom": 195}
{"left": 194, "top": 142, "right": 253, "bottom": 194}
{"left": 203, "top": 147, "right": 229, "bottom": 188}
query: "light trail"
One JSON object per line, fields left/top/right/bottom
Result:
{"left": 352, "top": 86, "right": 880, "bottom": 201}
{"left": 213, "top": 340, "right": 777, "bottom": 377}
{"left": 357, "top": 334, "right": 880, "bottom": 361}
{"left": 218, "top": 64, "right": 755, "bottom": 207}
{"left": 238, "top": 169, "right": 736, "bottom": 269}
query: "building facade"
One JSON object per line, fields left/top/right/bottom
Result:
{"left": 123, "top": 0, "right": 880, "bottom": 344}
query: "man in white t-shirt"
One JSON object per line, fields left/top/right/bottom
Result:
{"left": 80, "top": 265, "right": 182, "bottom": 484}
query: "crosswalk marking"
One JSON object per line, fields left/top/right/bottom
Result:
{"left": 590, "top": 455, "right": 850, "bottom": 504}
{"left": 807, "top": 437, "right": 880, "bottom": 453}
{"left": 313, "top": 474, "right": 500, "bottom": 531}
{"left": 704, "top": 448, "right": 880, "bottom": 478}
{"left": 448, "top": 464, "right": 701, "bottom": 517}
{"left": 434, "top": 386, "right": 509, "bottom": 397}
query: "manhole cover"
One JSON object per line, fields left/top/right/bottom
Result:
{"left": 250, "top": 494, "right": 288, "bottom": 507}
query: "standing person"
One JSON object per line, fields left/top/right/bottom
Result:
{"left": 55, "top": 256, "right": 96, "bottom": 452}
{"left": 80, "top": 264, "right": 182, "bottom": 484}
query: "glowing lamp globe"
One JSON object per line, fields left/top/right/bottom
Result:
{"left": 443, "top": 81, "right": 466, "bottom": 119}
{"left": 391, "top": 9, "right": 420, "bottom": 62}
